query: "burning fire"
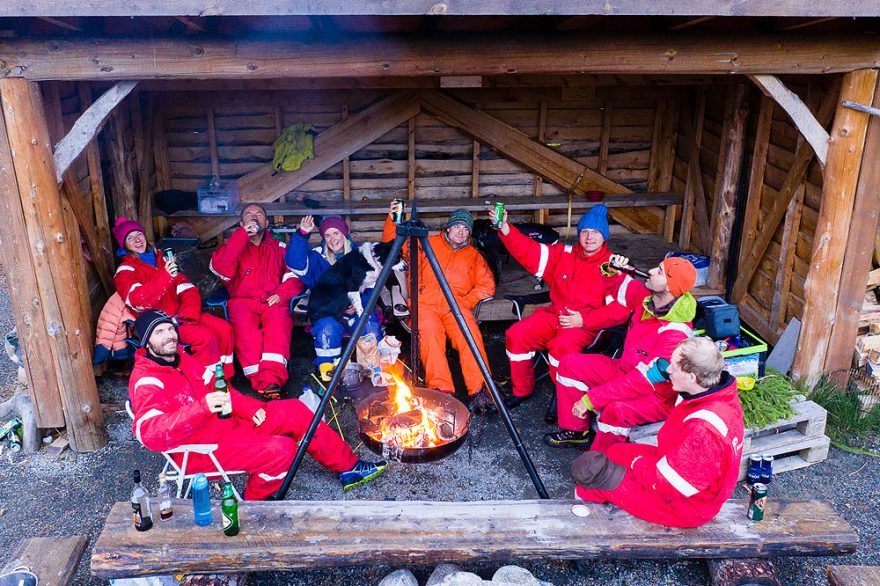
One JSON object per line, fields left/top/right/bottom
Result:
{"left": 365, "top": 376, "right": 453, "bottom": 449}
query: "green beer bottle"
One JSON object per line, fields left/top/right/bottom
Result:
{"left": 221, "top": 482, "right": 239, "bottom": 536}
{"left": 215, "top": 363, "right": 232, "bottom": 419}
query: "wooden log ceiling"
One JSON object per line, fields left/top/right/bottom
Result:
{"left": 1, "top": 1, "right": 877, "bottom": 18}
{"left": 1, "top": 34, "right": 879, "bottom": 81}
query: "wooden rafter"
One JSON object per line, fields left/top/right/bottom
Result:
{"left": 52, "top": 80, "right": 138, "bottom": 182}
{"left": 419, "top": 89, "right": 663, "bottom": 234}
{"left": 748, "top": 74, "right": 829, "bottom": 165}
{"left": 190, "top": 91, "right": 422, "bottom": 241}
{"left": 2, "top": 34, "right": 880, "bottom": 81}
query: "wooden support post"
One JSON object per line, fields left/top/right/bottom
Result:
{"left": 707, "top": 84, "right": 749, "bottom": 290}
{"left": 823, "top": 78, "right": 880, "bottom": 372}
{"left": 206, "top": 106, "right": 220, "bottom": 182}
{"left": 534, "top": 100, "right": 547, "bottom": 223}
{"left": 793, "top": 69, "right": 879, "bottom": 385}
{"left": 0, "top": 78, "right": 107, "bottom": 451}
{"left": 738, "top": 95, "right": 774, "bottom": 281}
{"left": 471, "top": 103, "right": 481, "bottom": 198}
{"left": 648, "top": 91, "right": 679, "bottom": 243}
{"left": 679, "top": 89, "right": 708, "bottom": 251}
{"left": 731, "top": 80, "right": 840, "bottom": 303}
{"left": 407, "top": 116, "right": 416, "bottom": 201}
{"left": 105, "top": 100, "right": 139, "bottom": 221}
{"left": 341, "top": 105, "right": 350, "bottom": 225}
{"left": 0, "top": 90, "right": 65, "bottom": 428}
{"left": 78, "top": 82, "right": 113, "bottom": 267}
{"left": 769, "top": 184, "right": 805, "bottom": 330}
{"left": 136, "top": 96, "right": 156, "bottom": 241}
{"left": 152, "top": 107, "right": 171, "bottom": 237}
{"left": 599, "top": 102, "right": 611, "bottom": 176}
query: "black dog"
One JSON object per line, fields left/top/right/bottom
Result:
{"left": 307, "top": 241, "right": 402, "bottom": 324}
{"left": 471, "top": 219, "right": 560, "bottom": 286}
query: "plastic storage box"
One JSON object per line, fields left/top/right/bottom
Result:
{"left": 697, "top": 295, "right": 741, "bottom": 339}
{"left": 197, "top": 180, "right": 240, "bottom": 214}
{"left": 696, "top": 326, "right": 768, "bottom": 378}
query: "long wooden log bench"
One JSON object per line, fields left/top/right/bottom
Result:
{"left": 91, "top": 498, "right": 857, "bottom": 580}
{"left": 155, "top": 192, "right": 682, "bottom": 219}
{"left": 3, "top": 536, "right": 87, "bottom": 586}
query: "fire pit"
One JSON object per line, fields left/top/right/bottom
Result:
{"left": 356, "top": 378, "right": 470, "bottom": 463}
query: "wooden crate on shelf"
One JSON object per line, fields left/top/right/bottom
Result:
{"left": 629, "top": 399, "right": 829, "bottom": 481}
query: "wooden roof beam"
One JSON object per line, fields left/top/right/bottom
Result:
{"left": 37, "top": 17, "right": 82, "bottom": 32}
{"left": 748, "top": 74, "right": 829, "bottom": 165}
{"left": 53, "top": 80, "right": 138, "bottom": 182}
{"left": 1, "top": 33, "right": 879, "bottom": 81}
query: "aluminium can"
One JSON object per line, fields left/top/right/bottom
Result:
{"left": 747, "top": 483, "right": 768, "bottom": 521}
{"left": 392, "top": 199, "right": 405, "bottom": 224}
{"left": 746, "top": 454, "right": 762, "bottom": 484}
{"left": 760, "top": 454, "right": 774, "bottom": 484}
{"left": 493, "top": 201, "right": 506, "bottom": 229}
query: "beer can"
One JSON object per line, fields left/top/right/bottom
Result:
{"left": 760, "top": 454, "right": 774, "bottom": 484}
{"left": 164, "top": 248, "right": 175, "bottom": 262}
{"left": 746, "top": 454, "right": 762, "bottom": 484}
{"left": 392, "top": 199, "right": 405, "bottom": 224}
{"left": 747, "top": 483, "right": 768, "bottom": 521}
{"left": 7, "top": 438, "right": 21, "bottom": 452}
{"left": 493, "top": 201, "right": 505, "bottom": 229}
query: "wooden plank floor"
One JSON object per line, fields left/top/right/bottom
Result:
{"left": 91, "top": 499, "right": 857, "bottom": 579}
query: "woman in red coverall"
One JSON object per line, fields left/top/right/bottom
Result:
{"left": 112, "top": 217, "right": 234, "bottom": 379}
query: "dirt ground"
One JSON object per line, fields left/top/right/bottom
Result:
{"left": 0, "top": 240, "right": 878, "bottom": 585}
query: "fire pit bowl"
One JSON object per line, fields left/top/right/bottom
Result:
{"left": 356, "top": 385, "right": 470, "bottom": 463}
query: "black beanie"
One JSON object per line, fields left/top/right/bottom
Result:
{"left": 133, "top": 310, "right": 175, "bottom": 348}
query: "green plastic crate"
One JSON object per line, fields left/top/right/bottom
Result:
{"left": 694, "top": 326, "right": 768, "bottom": 378}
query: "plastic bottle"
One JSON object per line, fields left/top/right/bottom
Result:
{"left": 191, "top": 473, "right": 213, "bottom": 526}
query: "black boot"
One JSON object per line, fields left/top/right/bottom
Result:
{"left": 504, "top": 394, "right": 530, "bottom": 409}
{"left": 543, "top": 429, "right": 594, "bottom": 449}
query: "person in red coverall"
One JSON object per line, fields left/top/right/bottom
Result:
{"left": 547, "top": 254, "right": 697, "bottom": 451}
{"left": 382, "top": 204, "right": 496, "bottom": 413}
{"left": 571, "top": 336, "right": 744, "bottom": 528}
{"left": 128, "top": 310, "right": 387, "bottom": 500}
{"left": 210, "top": 204, "right": 303, "bottom": 398}
{"left": 487, "top": 203, "right": 627, "bottom": 410}
{"left": 112, "top": 217, "right": 234, "bottom": 380}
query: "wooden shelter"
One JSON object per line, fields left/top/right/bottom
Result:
{"left": 1, "top": 2, "right": 879, "bottom": 451}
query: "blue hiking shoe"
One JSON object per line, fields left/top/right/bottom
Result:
{"left": 339, "top": 459, "right": 387, "bottom": 492}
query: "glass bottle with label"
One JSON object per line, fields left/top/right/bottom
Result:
{"left": 215, "top": 363, "right": 232, "bottom": 419}
{"left": 130, "top": 469, "right": 153, "bottom": 531}
{"left": 157, "top": 472, "right": 173, "bottom": 520}
{"left": 221, "top": 482, "right": 239, "bottom": 537}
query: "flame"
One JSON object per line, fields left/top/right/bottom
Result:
{"left": 373, "top": 375, "right": 444, "bottom": 449}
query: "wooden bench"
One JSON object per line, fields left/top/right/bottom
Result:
{"left": 827, "top": 566, "right": 880, "bottom": 586}
{"left": 3, "top": 536, "right": 87, "bottom": 586}
{"left": 91, "top": 498, "right": 857, "bottom": 580}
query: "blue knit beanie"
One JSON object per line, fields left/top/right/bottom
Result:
{"left": 577, "top": 204, "right": 609, "bottom": 241}
{"left": 446, "top": 208, "right": 474, "bottom": 232}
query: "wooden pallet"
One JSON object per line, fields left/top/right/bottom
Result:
{"left": 629, "top": 400, "right": 830, "bottom": 481}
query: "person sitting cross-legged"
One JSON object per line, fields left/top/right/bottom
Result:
{"left": 546, "top": 254, "right": 697, "bottom": 450}
{"left": 571, "top": 336, "right": 744, "bottom": 528}
{"left": 128, "top": 310, "right": 387, "bottom": 499}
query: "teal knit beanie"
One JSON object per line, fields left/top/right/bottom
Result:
{"left": 446, "top": 208, "right": 474, "bottom": 232}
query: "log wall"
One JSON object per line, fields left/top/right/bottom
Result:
{"left": 153, "top": 86, "right": 660, "bottom": 238}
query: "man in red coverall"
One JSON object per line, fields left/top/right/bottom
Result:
{"left": 210, "top": 204, "right": 303, "bottom": 398}
{"left": 547, "top": 254, "right": 697, "bottom": 450}
{"left": 488, "top": 203, "right": 627, "bottom": 410}
{"left": 128, "top": 310, "right": 387, "bottom": 500}
{"left": 571, "top": 336, "right": 744, "bottom": 528}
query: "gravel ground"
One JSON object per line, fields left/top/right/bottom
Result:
{"left": 0, "top": 314, "right": 877, "bottom": 584}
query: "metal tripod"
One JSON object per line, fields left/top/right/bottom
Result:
{"left": 271, "top": 210, "right": 548, "bottom": 500}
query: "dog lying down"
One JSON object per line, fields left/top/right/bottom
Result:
{"left": 307, "top": 241, "right": 405, "bottom": 324}
{"left": 471, "top": 219, "right": 560, "bottom": 288}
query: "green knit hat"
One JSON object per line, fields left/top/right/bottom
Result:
{"left": 445, "top": 208, "right": 474, "bottom": 232}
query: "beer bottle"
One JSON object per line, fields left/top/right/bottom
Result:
{"left": 221, "top": 482, "right": 240, "bottom": 537}
{"left": 157, "top": 472, "right": 173, "bottom": 520}
{"left": 130, "top": 469, "right": 153, "bottom": 531}
{"left": 215, "top": 363, "right": 232, "bottom": 419}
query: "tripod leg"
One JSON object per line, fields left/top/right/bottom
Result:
{"left": 269, "top": 234, "right": 408, "bottom": 500}
{"left": 418, "top": 235, "right": 549, "bottom": 499}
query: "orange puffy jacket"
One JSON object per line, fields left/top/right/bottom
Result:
{"left": 94, "top": 292, "right": 137, "bottom": 364}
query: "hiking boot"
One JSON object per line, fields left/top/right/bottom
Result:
{"left": 339, "top": 459, "right": 387, "bottom": 492}
{"left": 468, "top": 390, "right": 497, "bottom": 415}
{"left": 543, "top": 429, "right": 594, "bottom": 449}
{"left": 504, "top": 393, "right": 530, "bottom": 409}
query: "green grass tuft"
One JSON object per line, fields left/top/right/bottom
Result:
{"left": 808, "top": 371, "right": 880, "bottom": 456}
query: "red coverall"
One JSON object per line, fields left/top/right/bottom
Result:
{"left": 576, "top": 374, "right": 744, "bottom": 528}
{"left": 555, "top": 277, "right": 695, "bottom": 452}
{"left": 210, "top": 228, "right": 304, "bottom": 390}
{"left": 114, "top": 254, "right": 234, "bottom": 378}
{"left": 129, "top": 347, "right": 357, "bottom": 500}
{"left": 383, "top": 217, "right": 496, "bottom": 396}
{"left": 498, "top": 225, "right": 627, "bottom": 397}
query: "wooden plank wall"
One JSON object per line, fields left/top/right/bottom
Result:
{"left": 671, "top": 79, "right": 834, "bottom": 345}
{"left": 154, "top": 86, "right": 659, "bottom": 239}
